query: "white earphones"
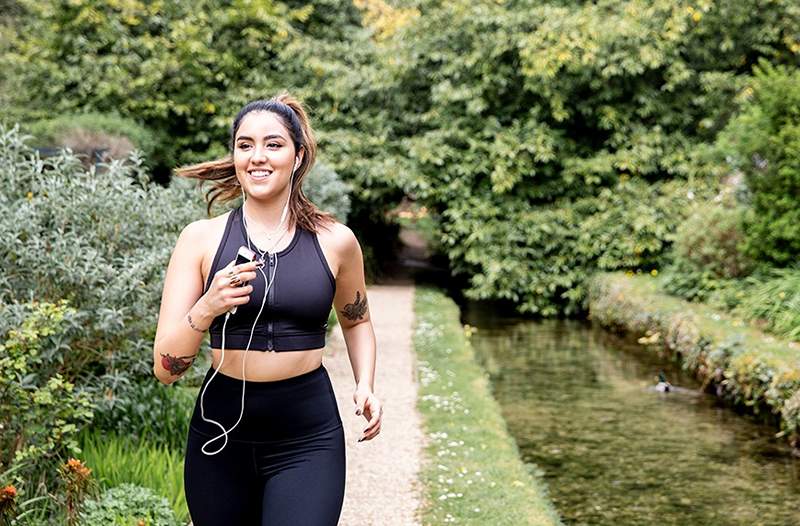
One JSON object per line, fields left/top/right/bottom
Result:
{"left": 198, "top": 162, "right": 296, "bottom": 455}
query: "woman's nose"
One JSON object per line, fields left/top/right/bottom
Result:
{"left": 252, "top": 145, "right": 269, "bottom": 162}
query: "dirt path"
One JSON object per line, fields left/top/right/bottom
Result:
{"left": 323, "top": 281, "right": 425, "bottom": 526}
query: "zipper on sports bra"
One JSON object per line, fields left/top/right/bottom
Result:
{"left": 267, "top": 252, "right": 275, "bottom": 352}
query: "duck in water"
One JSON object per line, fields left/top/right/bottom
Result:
{"left": 654, "top": 371, "right": 672, "bottom": 392}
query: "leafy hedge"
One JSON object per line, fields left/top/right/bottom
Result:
{"left": 367, "top": 0, "right": 800, "bottom": 315}
{"left": 712, "top": 60, "right": 800, "bottom": 266}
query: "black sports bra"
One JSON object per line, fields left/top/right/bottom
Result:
{"left": 203, "top": 205, "right": 336, "bottom": 352}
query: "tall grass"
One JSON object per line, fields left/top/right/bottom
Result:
{"left": 730, "top": 267, "right": 800, "bottom": 341}
{"left": 78, "top": 429, "right": 189, "bottom": 524}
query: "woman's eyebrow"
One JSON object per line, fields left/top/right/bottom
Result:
{"left": 237, "top": 134, "right": 285, "bottom": 141}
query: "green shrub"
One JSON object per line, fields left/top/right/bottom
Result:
{"left": 91, "top": 379, "right": 197, "bottom": 451}
{"left": 673, "top": 200, "right": 752, "bottom": 279}
{"left": 79, "top": 484, "right": 179, "bottom": 526}
{"left": 25, "top": 112, "right": 159, "bottom": 167}
{"left": 660, "top": 195, "right": 754, "bottom": 301}
{"left": 0, "top": 123, "right": 205, "bottom": 510}
{"left": 443, "top": 176, "right": 714, "bottom": 316}
{"left": 0, "top": 121, "right": 203, "bottom": 374}
{"left": 713, "top": 60, "right": 800, "bottom": 266}
{"left": 0, "top": 301, "right": 95, "bottom": 488}
{"left": 79, "top": 431, "right": 188, "bottom": 523}
{"left": 302, "top": 161, "right": 352, "bottom": 223}
{"left": 375, "top": 0, "right": 798, "bottom": 315}
{"left": 710, "top": 267, "right": 800, "bottom": 341}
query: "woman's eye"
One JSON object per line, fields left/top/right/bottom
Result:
{"left": 267, "top": 143, "right": 280, "bottom": 148}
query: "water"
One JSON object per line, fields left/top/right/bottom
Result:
{"left": 461, "top": 300, "right": 800, "bottom": 526}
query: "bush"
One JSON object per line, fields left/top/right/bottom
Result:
{"left": 0, "top": 301, "right": 95, "bottom": 489}
{"left": 673, "top": 200, "right": 752, "bottom": 279}
{"left": 91, "top": 379, "right": 197, "bottom": 451}
{"left": 713, "top": 60, "right": 800, "bottom": 266}
{"left": 25, "top": 112, "right": 159, "bottom": 169}
{"left": 0, "top": 123, "right": 205, "bottom": 512}
{"left": 708, "top": 267, "right": 800, "bottom": 342}
{"left": 79, "top": 484, "right": 179, "bottom": 526}
{"left": 302, "top": 161, "right": 352, "bottom": 223}
{"left": 660, "top": 193, "right": 754, "bottom": 301}
{"left": 0, "top": 122, "right": 203, "bottom": 376}
{"left": 442, "top": 176, "right": 715, "bottom": 316}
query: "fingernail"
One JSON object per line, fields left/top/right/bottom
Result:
{"left": 356, "top": 409, "right": 361, "bottom": 415}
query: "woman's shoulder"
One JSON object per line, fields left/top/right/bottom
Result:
{"left": 314, "top": 219, "right": 359, "bottom": 254}
{"left": 181, "top": 210, "right": 233, "bottom": 238}
{"left": 175, "top": 210, "right": 234, "bottom": 260}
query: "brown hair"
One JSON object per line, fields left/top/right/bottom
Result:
{"left": 174, "top": 91, "right": 337, "bottom": 233}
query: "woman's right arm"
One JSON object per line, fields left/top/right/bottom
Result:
{"left": 153, "top": 220, "right": 259, "bottom": 385}
{"left": 152, "top": 220, "right": 213, "bottom": 385}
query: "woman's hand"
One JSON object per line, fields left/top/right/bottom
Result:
{"left": 353, "top": 384, "right": 383, "bottom": 442}
{"left": 201, "top": 259, "right": 261, "bottom": 318}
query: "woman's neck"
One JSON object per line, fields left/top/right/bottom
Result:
{"left": 242, "top": 193, "right": 292, "bottom": 232}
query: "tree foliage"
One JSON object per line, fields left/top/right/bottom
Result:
{"left": 373, "top": 0, "right": 799, "bottom": 314}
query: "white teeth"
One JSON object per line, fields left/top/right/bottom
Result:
{"left": 249, "top": 170, "right": 272, "bottom": 177}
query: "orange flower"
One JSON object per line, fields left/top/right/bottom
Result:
{"left": 62, "top": 458, "right": 92, "bottom": 480}
{"left": 0, "top": 484, "right": 17, "bottom": 501}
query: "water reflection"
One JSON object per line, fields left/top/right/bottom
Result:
{"left": 461, "top": 300, "right": 800, "bottom": 526}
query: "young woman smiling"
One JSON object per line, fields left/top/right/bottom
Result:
{"left": 153, "top": 92, "right": 382, "bottom": 525}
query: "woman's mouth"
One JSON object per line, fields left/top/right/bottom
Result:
{"left": 248, "top": 170, "right": 273, "bottom": 180}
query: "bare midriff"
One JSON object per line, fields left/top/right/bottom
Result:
{"left": 209, "top": 347, "right": 324, "bottom": 381}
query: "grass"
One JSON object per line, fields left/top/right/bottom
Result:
{"left": 607, "top": 273, "right": 800, "bottom": 365}
{"left": 413, "top": 286, "right": 562, "bottom": 526}
{"left": 78, "top": 428, "right": 189, "bottom": 524}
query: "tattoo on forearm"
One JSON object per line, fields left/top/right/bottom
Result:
{"left": 160, "top": 352, "right": 197, "bottom": 376}
{"left": 341, "top": 290, "right": 368, "bottom": 321}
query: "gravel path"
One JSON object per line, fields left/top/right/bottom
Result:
{"left": 323, "top": 282, "right": 425, "bottom": 526}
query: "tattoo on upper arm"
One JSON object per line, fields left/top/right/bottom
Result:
{"left": 160, "top": 352, "right": 197, "bottom": 376}
{"left": 341, "top": 290, "right": 368, "bottom": 321}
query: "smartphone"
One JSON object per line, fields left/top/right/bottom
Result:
{"left": 229, "top": 246, "right": 258, "bottom": 315}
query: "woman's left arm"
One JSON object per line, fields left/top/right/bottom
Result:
{"left": 331, "top": 224, "right": 382, "bottom": 442}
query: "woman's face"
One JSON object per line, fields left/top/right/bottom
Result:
{"left": 233, "top": 110, "right": 302, "bottom": 202}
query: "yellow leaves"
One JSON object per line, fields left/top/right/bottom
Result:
{"left": 784, "top": 36, "right": 800, "bottom": 55}
{"left": 638, "top": 331, "right": 660, "bottom": 344}
{"left": 686, "top": 5, "right": 705, "bottom": 23}
{"left": 353, "top": 0, "right": 420, "bottom": 42}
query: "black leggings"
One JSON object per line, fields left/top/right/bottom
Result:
{"left": 184, "top": 363, "right": 346, "bottom": 525}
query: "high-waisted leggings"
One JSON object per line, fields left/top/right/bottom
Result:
{"left": 184, "top": 363, "right": 346, "bottom": 525}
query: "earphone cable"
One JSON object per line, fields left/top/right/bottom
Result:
{"left": 198, "top": 172, "right": 293, "bottom": 455}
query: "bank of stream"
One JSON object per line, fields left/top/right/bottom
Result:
{"left": 460, "top": 299, "right": 800, "bottom": 526}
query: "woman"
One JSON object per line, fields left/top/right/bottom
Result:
{"left": 152, "top": 92, "right": 382, "bottom": 525}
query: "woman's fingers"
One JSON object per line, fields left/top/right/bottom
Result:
{"left": 359, "top": 397, "right": 383, "bottom": 441}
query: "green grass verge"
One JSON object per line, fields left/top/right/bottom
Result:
{"left": 413, "top": 286, "right": 563, "bottom": 526}
{"left": 588, "top": 272, "right": 800, "bottom": 451}
{"left": 78, "top": 428, "right": 188, "bottom": 523}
